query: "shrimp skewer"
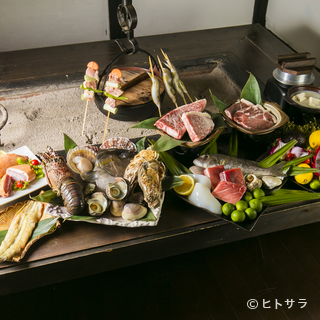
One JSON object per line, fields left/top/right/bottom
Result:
{"left": 147, "top": 56, "right": 162, "bottom": 117}
{"left": 157, "top": 56, "right": 178, "bottom": 108}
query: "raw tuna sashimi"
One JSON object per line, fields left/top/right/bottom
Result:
{"left": 181, "top": 111, "right": 214, "bottom": 142}
{"left": 212, "top": 180, "right": 247, "bottom": 205}
{"left": 204, "top": 165, "right": 225, "bottom": 189}
{"left": 0, "top": 174, "right": 13, "bottom": 198}
{"left": 154, "top": 99, "right": 207, "bottom": 139}
{"left": 6, "top": 164, "right": 36, "bottom": 182}
{"left": 219, "top": 168, "right": 246, "bottom": 187}
{"left": 0, "top": 154, "right": 29, "bottom": 178}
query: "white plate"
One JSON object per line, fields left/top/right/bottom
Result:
{"left": 0, "top": 146, "right": 48, "bottom": 207}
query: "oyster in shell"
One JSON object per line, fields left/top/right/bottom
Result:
{"left": 138, "top": 159, "right": 165, "bottom": 209}
{"left": 87, "top": 192, "right": 109, "bottom": 216}
{"left": 100, "top": 137, "right": 137, "bottom": 152}
{"left": 106, "top": 177, "right": 128, "bottom": 200}
{"left": 124, "top": 148, "right": 159, "bottom": 187}
{"left": 262, "top": 176, "right": 283, "bottom": 189}
{"left": 67, "top": 146, "right": 98, "bottom": 174}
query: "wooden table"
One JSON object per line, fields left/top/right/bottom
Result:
{"left": 1, "top": 24, "right": 320, "bottom": 297}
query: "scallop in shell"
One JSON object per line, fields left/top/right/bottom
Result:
{"left": 100, "top": 137, "right": 137, "bottom": 152}
{"left": 87, "top": 192, "right": 109, "bottom": 216}
{"left": 67, "top": 146, "right": 97, "bottom": 174}
{"left": 106, "top": 177, "right": 128, "bottom": 200}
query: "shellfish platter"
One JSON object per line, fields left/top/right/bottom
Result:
{"left": 0, "top": 146, "right": 47, "bottom": 208}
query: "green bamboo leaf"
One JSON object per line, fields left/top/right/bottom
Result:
{"left": 31, "top": 217, "right": 59, "bottom": 239}
{"left": 283, "top": 153, "right": 314, "bottom": 170}
{"left": 0, "top": 230, "right": 7, "bottom": 244}
{"left": 162, "top": 176, "right": 183, "bottom": 191}
{"left": 140, "top": 209, "right": 157, "bottom": 221}
{"left": 152, "top": 135, "right": 186, "bottom": 152}
{"left": 64, "top": 133, "right": 77, "bottom": 155}
{"left": 136, "top": 137, "right": 146, "bottom": 152}
{"left": 209, "top": 89, "right": 228, "bottom": 113}
{"left": 228, "top": 128, "right": 238, "bottom": 157}
{"left": 240, "top": 72, "right": 263, "bottom": 105}
{"left": 288, "top": 166, "right": 319, "bottom": 176}
{"left": 131, "top": 117, "right": 160, "bottom": 130}
{"left": 31, "top": 189, "right": 64, "bottom": 206}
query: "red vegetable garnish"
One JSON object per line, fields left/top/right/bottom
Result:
{"left": 31, "top": 159, "right": 39, "bottom": 166}
{"left": 284, "top": 152, "right": 295, "bottom": 161}
{"left": 303, "top": 158, "right": 311, "bottom": 165}
{"left": 16, "top": 181, "right": 24, "bottom": 189}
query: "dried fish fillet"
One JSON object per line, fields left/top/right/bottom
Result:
{"left": 0, "top": 200, "right": 44, "bottom": 262}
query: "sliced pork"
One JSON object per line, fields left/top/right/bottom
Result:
{"left": 224, "top": 99, "right": 254, "bottom": 119}
{"left": 181, "top": 111, "right": 214, "bottom": 142}
{"left": 6, "top": 164, "right": 36, "bottom": 182}
{"left": 212, "top": 180, "right": 247, "bottom": 205}
{"left": 0, "top": 174, "right": 13, "bottom": 198}
{"left": 219, "top": 168, "right": 246, "bottom": 187}
{"left": 154, "top": 99, "right": 207, "bottom": 139}
{"left": 0, "top": 154, "right": 29, "bottom": 178}
{"left": 204, "top": 165, "right": 225, "bottom": 189}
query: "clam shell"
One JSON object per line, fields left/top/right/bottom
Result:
{"left": 122, "top": 203, "right": 148, "bottom": 221}
{"left": 67, "top": 146, "right": 98, "bottom": 174}
{"left": 100, "top": 137, "right": 137, "bottom": 152}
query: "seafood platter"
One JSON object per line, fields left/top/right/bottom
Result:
{"left": 2, "top": 51, "right": 320, "bottom": 263}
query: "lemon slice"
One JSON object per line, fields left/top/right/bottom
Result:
{"left": 0, "top": 150, "right": 7, "bottom": 156}
{"left": 173, "top": 174, "right": 195, "bottom": 196}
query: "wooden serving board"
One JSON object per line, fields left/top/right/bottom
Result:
{"left": 106, "top": 68, "right": 165, "bottom": 107}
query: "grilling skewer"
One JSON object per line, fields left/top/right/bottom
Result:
{"left": 81, "top": 61, "right": 99, "bottom": 136}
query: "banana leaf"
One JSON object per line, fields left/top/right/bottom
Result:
{"left": 31, "top": 189, "right": 64, "bottom": 206}
{"left": 209, "top": 89, "right": 228, "bottom": 113}
{"left": 131, "top": 117, "right": 160, "bottom": 130}
{"left": 152, "top": 135, "right": 186, "bottom": 152}
{"left": 162, "top": 176, "right": 183, "bottom": 191}
{"left": 64, "top": 133, "right": 77, "bottom": 155}
{"left": 240, "top": 72, "right": 263, "bottom": 106}
{"left": 136, "top": 137, "right": 147, "bottom": 152}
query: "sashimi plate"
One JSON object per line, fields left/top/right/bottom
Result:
{"left": 173, "top": 192, "right": 266, "bottom": 231}
{"left": 0, "top": 146, "right": 48, "bottom": 208}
